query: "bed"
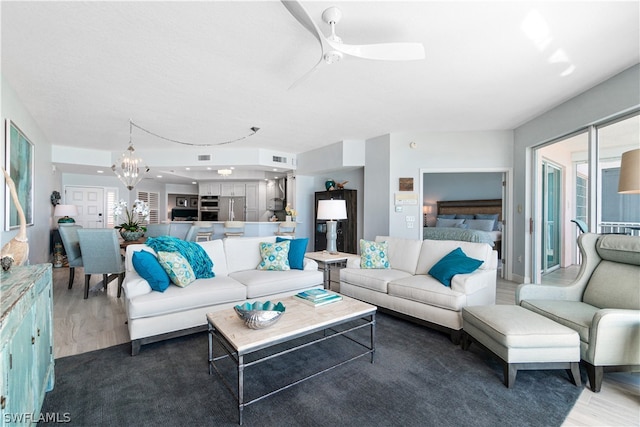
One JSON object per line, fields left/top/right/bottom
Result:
{"left": 423, "top": 199, "right": 502, "bottom": 257}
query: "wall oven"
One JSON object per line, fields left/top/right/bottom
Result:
{"left": 200, "top": 196, "right": 219, "bottom": 209}
{"left": 200, "top": 210, "right": 219, "bottom": 221}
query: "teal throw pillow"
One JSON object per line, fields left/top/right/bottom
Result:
{"left": 257, "top": 240, "right": 291, "bottom": 271}
{"left": 428, "top": 247, "right": 483, "bottom": 287}
{"left": 360, "top": 239, "right": 390, "bottom": 269}
{"left": 276, "top": 237, "right": 309, "bottom": 270}
{"left": 132, "top": 250, "right": 170, "bottom": 292}
{"left": 157, "top": 251, "right": 196, "bottom": 287}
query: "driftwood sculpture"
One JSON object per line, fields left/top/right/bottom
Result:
{"left": 1, "top": 167, "right": 29, "bottom": 267}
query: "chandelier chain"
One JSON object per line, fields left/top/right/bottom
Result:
{"left": 130, "top": 121, "right": 259, "bottom": 147}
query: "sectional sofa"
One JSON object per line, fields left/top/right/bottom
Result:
{"left": 340, "top": 236, "right": 498, "bottom": 343}
{"left": 122, "top": 236, "right": 323, "bottom": 355}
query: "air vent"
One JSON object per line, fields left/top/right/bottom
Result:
{"left": 198, "top": 155, "right": 211, "bottom": 161}
{"left": 272, "top": 156, "right": 287, "bottom": 163}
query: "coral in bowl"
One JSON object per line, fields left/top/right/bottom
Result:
{"left": 234, "top": 301, "right": 286, "bottom": 329}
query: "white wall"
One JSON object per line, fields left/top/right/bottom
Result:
{"left": 513, "top": 64, "right": 640, "bottom": 283}
{"left": 1, "top": 76, "right": 57, "bottom": 264}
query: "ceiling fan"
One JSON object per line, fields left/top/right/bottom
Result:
{"left": 281, "top": 0, "right": 425, "bottom": 88}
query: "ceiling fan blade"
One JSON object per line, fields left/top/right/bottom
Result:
{"left": 281, "top": 1, "right": 325, "bottom": 47}
{"left": 327, "top": 39, "right": 425, "bottom": 61}
{"left": 288, "top": 57, "right": 324, "bottom": 90}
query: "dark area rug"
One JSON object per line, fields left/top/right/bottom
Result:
{"left": 39, "top": 313, "right": 584, "bottom": 426}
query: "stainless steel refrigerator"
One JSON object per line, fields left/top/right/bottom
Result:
{"left": 218, "top": 196, "right": 246, "bottom": 221}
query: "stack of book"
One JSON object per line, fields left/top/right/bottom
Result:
{"left": 295, "top": 289, "right": 342, "bottom": 306}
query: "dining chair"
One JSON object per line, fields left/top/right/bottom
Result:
{"left": 58, "top": 225, "right": 84, "bottom": 290}
{"left": 145, "top": 223, "right": 171, "bottom": 238}
{"left": 76, "top": 228, "right": 125, "bottom": 299}
{"left": 193, "top": 221, "right": 214, "bottom": 241}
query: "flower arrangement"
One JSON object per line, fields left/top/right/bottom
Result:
{"left": 113, "top": 199, "right": 149, "bottom": 232}
{"left": 285, "top": 204, "right": 297, "bottom": 218}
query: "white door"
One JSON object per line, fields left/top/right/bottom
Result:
{"left": 65, "top": 186, "right": 105, "bottom": 228}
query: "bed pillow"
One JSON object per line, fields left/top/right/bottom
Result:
{"left": 475, "top": 214, "right": 500, "bottom": 231}
{"left": 132, "top": 250, "right": 170, "bottom": 292}
{"left": 455, "top": 214, "right": 475, "bottom": 219}
{"left": 428, "top": 247, "right": 483, "bottom": 287}
{"left": 436, "top": 218, "right": 465, "bottom": 228}
{"left": 465, "top": 219, "right": 495, "bottom": 232}
{"left": 257, "top": 240, "right": 291, "bottom": 271}
{"left": 436, "top": 214, "right": 456, "bottom": 219}
{"left": 276, "top": 237, "right": 308, "bottom": 270}
{"left": 360, "top": 239, "right": 390, "bottom": 269}
{"left": 157, "top": 251, "right": 196, "bottom": 288}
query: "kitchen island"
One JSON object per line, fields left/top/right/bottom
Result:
{"left": 165, "top": 221, "right": 285, "bottom": 240}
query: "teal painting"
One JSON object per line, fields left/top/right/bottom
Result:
{"left": 5, "top": 120, "right": 34, "bottom": 229}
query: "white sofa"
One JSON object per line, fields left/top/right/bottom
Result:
{"left": 123, "top": 236, "right": 323, "bottom": 355}
{"left": 340, "top": 236, "right": 498, "bottom": 343}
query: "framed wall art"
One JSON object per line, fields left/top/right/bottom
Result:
{"left": 5, "top": 120, "right": 34, "bottom": 230}
{"left": 189, "top": 197, "right": 198, "bottom": 208}
{"left": 176, "top": 196, "right": 188, "bottom": 207}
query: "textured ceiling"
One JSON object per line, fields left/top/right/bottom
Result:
{"left": 2, "top": 1, "right": 638, "bottom": 173}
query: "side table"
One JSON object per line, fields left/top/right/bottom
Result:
{"left": 304, "top": 251, "right": 358, "bottom": 290}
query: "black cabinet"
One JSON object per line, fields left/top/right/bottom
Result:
{"left": 314, "top": 189, "right": 357, "bottom": 253}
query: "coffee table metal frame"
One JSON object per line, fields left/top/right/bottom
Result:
{"left": 207, "top": 302, "right": 376, "bottom": 425}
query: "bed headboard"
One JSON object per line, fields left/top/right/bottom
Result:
{"left": 436, "top": 199, "right": 502, "bottom": 222}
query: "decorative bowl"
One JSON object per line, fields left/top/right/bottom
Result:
{"left": 234, "top": 301, "right": 286, "bottom": 329}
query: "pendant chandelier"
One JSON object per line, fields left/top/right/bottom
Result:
{"left": 112, "top": 120, "right": 149, "bottom": 191}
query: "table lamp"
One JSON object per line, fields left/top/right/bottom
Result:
{"left": 317, "top": 199, "right": 347, "bottom": 254}
{"left": 54, "top": 204, "right": 78, "bottom": 224}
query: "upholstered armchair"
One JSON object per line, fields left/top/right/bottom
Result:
{"left": 76, "top": 229, "right": 125, "bottom": 299}
{"left": 517, "top": 233, "right": 640, "bottom": 392}
{"left": 58, "top": 225, "right": 83, "bottom": 289}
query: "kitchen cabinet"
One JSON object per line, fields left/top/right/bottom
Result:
{"left": 0, "top": 264, "right": 54, "bottom": 426}
{"left": 245, "top": 183, "right": 259, "bottom": 221}
{"left": 199, "top": 182, "right": 220, "bottom": 196}
{"left": 221, "top": 183, "right": 246, "bottom": 196}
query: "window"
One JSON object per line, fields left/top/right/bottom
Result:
{"left": 137, "top": 191, "right": 159, "bottom": 224}
{"left": 105, "top": 188, "right": 118, "bottom": 228}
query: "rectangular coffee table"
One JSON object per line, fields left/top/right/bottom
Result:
{"left": 207, "top": 294, "right": 376, "bottom": 425}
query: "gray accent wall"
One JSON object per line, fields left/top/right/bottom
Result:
{"left": 512, "top": 64, "right": 640, "bottom": 282}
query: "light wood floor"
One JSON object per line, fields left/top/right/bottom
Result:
{"left": 51, "top": 266, "right": 639, "bottom": 426}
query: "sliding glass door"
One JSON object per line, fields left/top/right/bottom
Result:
{"left": 541, "top": 161, "right": 562, "bottom": 273}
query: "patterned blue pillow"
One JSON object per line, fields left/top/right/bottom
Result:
{"left": 360, "top": 239, "right": 390, "bottom": 269}
{"left": 157, "top": 251, "right": 196, "bottom": 287}
{"left": 257, "top": 241, "right": 291, "bottom": 271}
{"left": 428, "top": 247, "right": 483, "bottom": 287}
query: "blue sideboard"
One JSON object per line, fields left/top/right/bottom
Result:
{"left": 0, "top": 264, "right": 54, "bottom": 426}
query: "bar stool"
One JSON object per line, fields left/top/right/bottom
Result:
{"left": 274, "top": 221, "right": 296, "bottom": 237}
{"left": 224, "top": 221, "right": 245, "bottom": 237}
{"left": 193, "top": 221, "right": 214, "bottom": 241}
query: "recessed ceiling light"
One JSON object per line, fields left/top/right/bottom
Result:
{"left": 157, "top": 175, "right": 163, "bottom": 178}
{"left": 97, "top": 170, "right": 104, "bottom": 174}
{"left": 185, "top": 167, "right": 191, "bottom": 170}
{"left": 230, "top": 166, "right": 235, "bottom": 170}
{"left": 206, "top": 167, "right": 212, "bottom": 170}
{"left": 273, "top": 168, "right": 278, "bottom": 171}
{"left": 192, "top": 181, "right": 197, "bottom": 185}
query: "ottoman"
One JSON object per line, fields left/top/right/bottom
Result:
{"left": 462, "top": 305, "right": 581, "bottom": 388}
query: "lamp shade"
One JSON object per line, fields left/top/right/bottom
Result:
{"left": 54, "top": 204, "right": 78, "bottom": 217}
{"left": 618, "top": 148, "right": 640, "bottom": 194}
{"left": 54, "top": 204, "right": 78, "bottom": 224}
{"left": 317, "top": 199, "right": 347, "bottom": 220}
